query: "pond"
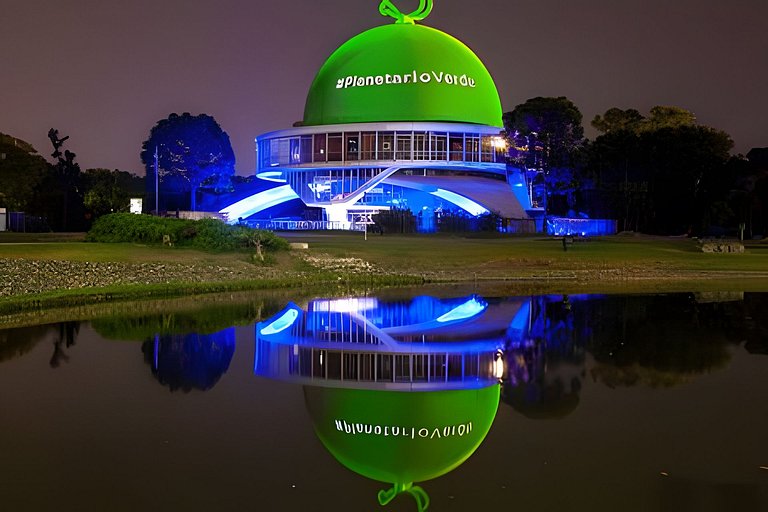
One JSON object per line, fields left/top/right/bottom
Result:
{"left": 1, "top": 291, "right": 767, "bottom": 511}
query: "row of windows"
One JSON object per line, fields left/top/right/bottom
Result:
{"left": 283, "top": 166, "right": 504, "bottom": 205}
{"left": 257, "top": 130, "right": 507, "bottom": 169}
{"left": 288, "top": 348, "right": 496, "bottom": 383}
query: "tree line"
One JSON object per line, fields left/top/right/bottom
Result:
{"left": 0, "top": 130, "right": 143, "bottom": 231}
{"left": 2, "top": 102, "right": 766, "bottom": 236}
{"left": 504, "top": 97, "right": 768, "bottom": 237}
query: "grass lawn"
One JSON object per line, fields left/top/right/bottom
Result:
{"left": 280, "top": 231, "right": 768, "bottom": 275}
{"left": 0, "top": 239, "right": 250, "bottom": 265}
{"left": 1, "top": 231, "right": 768, "bottom": 319}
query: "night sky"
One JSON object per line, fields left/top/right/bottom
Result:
{"left": 3, "top": 0, "right": 766, "bottom": 175}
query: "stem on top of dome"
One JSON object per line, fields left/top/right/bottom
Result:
{"left": 379, "top": 0, "right": 433, "bottom": 24}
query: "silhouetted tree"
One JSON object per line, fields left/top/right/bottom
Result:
{"left": 591, "top": 108, "right": 644, "bottom": 134}
{"left": 0, "top": 133, "right": 50, "bottom": 212}
{"left": 585, "top": 106, "right": 733, "bottom": 234}
{"left": 141, "top": 113, "right": 235, "bottom": 211}
{"left": 80, "top": 168, "right": 144, "bottom": 218}
{"left": 503, "top": 97, "right": 586, "bottom": 214}
{"left": 46, "top": 129, "right": 85, "bottom": 231}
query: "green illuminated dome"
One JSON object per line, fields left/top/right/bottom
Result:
{"left": 303, "top": 386, "right": 500, "bottom": 486}
{"left": 303, "top": 23, "right": 503, "bottom": 127}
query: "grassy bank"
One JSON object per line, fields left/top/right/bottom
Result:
{"left": 2, "top": 231, "right": 768, "bottom": 320}
{"left": 284, "top": 231, "right": 768, "bottom": 276}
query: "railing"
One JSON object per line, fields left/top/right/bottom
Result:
{"left": 249, "top": 220, "right": 346, "bottom": 231}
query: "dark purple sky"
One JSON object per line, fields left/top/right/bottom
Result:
{"left": 3, "top": 0, "right": 766, "bottom": 175}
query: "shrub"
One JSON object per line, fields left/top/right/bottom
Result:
{"left": 86, "top": 213, "right": 288, "bottom": 252}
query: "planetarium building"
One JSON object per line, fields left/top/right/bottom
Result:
{"left": 230, "top": 1, "right": 533, "bottom": 230}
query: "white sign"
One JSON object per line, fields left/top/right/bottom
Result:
{"left": 130, "top": 198, "right": 143, "bottom": 214}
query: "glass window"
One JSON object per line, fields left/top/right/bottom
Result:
{"left": 378, "top": 132, "right": 394, "bottom": 160}
{"left": 300, "top": 136, "right": 312, "bottom": 164}
{"left": 430, "top": 133, "right": 447, "bottom": 161}
{"left": 449, "top": 134, "right": 464, "bottom": 161}
{"left": 326, "top": 351, "right": 342, "bottom": 380}
{"left": 396, "top": 132, "right": 412, "bottom": 160}
{"left": 277, "top": 138, "right": 291, "bottom": 165}
{"left": 447, "top": 354, "right": 464, "bottom": 380}
{"left": 343, "top": 353, "right": 358, "bottom": 380}
{"left": 327, "top": 133, "right": 343, "bottom": 162}
{"left": 360, "top": 132, "right": 376, "bottom": 160}
{"left": 289, "top": 137, "right": 301, "bottom": 165}
{"left": 412, "top": 354, "right": 428, "bottom": 382}
{"left": 428, "top": 354, "right": 446, "bottom": 381}
{"left": 258, "top": 140, "right": 270, "bottom": 169}
{"left": 344, "top": 133, "right": 359, "bottom": 161}
{"left": 359, "top": 353, "right": 375, "bottom": 381}
{"left": 395, "top": 354, "right": 411, "bottom": 382}
{"left": 481, "top": 135, "right": 494, "bottom": 162}
{"left": 377, "top": 354, "right": 393, "bottom": 381}
{"left": 465, "top": 135, "right": 480, "bottom": 162}
{"left": 313, "top": 133, "right": 326, "bottom": 162}
{"left": 313, "top": 349, "right": 325, "bottom": 378}
{"left": 414, "top": 132, "right": 428, "bottom": 160}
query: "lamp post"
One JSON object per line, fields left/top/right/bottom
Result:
{"left": 154, "top": 146, "right": 159, "bottom": 214}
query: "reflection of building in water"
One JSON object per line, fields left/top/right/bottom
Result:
{"left": 141, "top": 328, "right": 235, "bottom": 392}
{"left": 304, "top": 385, "right": 499, "bottom": 511}
{"left": 254, "top": 294, "right": 514, "bottom": 511}
{"left": 502, "top": 295, "right": 588, "bottom": 419}
{"left": 255, "top": 296, "right": 526, "bottom": 390}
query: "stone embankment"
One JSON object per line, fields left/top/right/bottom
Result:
{"left": 0, "top": 254, "right": 388, "bottom": 298}
{"left": 0, "top": 258, "right": 271, "bottom": 297}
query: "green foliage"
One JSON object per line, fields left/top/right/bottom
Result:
{"left": 91, "top": 301, "right": 279, "bottom": 340}
{"left": 503, "top": 97, "right": 587, "bottom": 215}
{"left": 592, "top": 105, "right": 698, "bottom": 135}
{"left": 585, "top": 106, "right": 734, "bottom": 234}
{"left": 140, "top": 113, "right": 236, "bottom": 211}
{"left": 371, "top": 209, "right": 417, "bottom": 234}
{"left": 0, "top": 133, "right": 50, "bottom": 211}
{"left": 591, "top": 108, "right": 644, "bottom": 134}
{"left": 503, "top": 96, "right": 585, "bottom": 169}
{"left": 81, "top": 168, "right": 144, "bottom": 218}
{"left": 85, "top": 213, "right": 288, "bottom": 252}
{"left": 436, "top": 211, "right": 501, "bottom": 232}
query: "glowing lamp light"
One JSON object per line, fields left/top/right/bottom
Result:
{"left": 436, "top": 298, "right": 486, "bottom": 323}
{"left": 260, "top": 308, "right": 299, "bottom": 336}
{"left": 491, "top": 136, "right": 507, "bottom": 150}
{"left": 492, "top": 350, "right": 505, "bottom": 380}
{"left": 313, "top": 298, "right": 378, "bottom": 313}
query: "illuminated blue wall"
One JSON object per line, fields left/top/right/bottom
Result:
{"left": 546, "top": 217, "right": 618, "bottom": 236}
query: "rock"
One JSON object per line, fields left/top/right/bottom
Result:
{"left": 699, "top": 240, "right": 745, "bottom": 253}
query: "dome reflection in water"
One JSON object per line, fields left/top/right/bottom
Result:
{"left": 254, "top": 295, "right": 514, "bottom": 511}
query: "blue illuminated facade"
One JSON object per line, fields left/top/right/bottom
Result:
{"left": 254, "top": 295, "right": 517, "bottom": 390}
{"left": 249, "top": 122, "right": 535, "bottom": 230}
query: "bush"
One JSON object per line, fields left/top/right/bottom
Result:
{"left": 86, "top": 213, "right": 288, "bottom": 252}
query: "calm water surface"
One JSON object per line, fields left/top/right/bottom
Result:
{"left": 1, "top": 292, "right": 767, "bottom": 511}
